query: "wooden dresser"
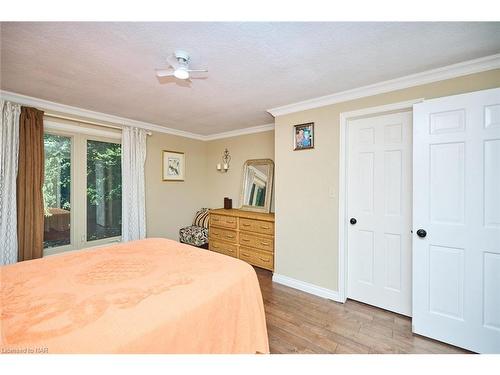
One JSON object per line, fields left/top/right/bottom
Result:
{"left": 208, "top": 208, "right": 275, "bottom": 271}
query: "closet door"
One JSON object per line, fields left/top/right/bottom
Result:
{"left": 413, "top": 88, "right": 500, "bottom": 353}
{"left": 347, "top": 111, "right": 413, "bottom": 316}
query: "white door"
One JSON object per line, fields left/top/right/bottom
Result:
{"left": 347, "top": 111, "right": 413, "bottom": 316}
{"left": 413, "top": 88, "right": 500, "bottom": 353}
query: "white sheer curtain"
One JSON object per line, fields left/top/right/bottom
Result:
{"left": 121, "top": 126, "right": 147, "bottom": 242}
{"left": 0, "top": 100, "right": 21, "bottom": 265}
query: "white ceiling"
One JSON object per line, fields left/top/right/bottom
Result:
{"left": 1, "top": 22, "right": 500, "bottom": 135}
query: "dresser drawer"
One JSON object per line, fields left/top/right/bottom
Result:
{"left": 210, "top": 214, "right": 237, "bottom": 229}
{"left": 209, "top": 239, "right": 238, "bottom": 258}
{"left": 238, "top": 248, "right": 253, "bottom": 263}
{"left": 239, "top": 247, "right": 274, "bottom": 271}
{"left": 239, "top": 218, "right": 274, "bottom": 235}
{"left": 252, "top": 250, "right": 274, "bottom": 270}
{"left": 210, "top": 227, "right": 238, "bottom": 243}
{"left": 239, "top": 232, "right": 273, "bottom": 252}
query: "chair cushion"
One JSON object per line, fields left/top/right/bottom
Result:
{"left": 193, "top": 208, "right": 210, "bottom": 229}
{"left": 179, "top": 225, "right": 208, "bottom": 247}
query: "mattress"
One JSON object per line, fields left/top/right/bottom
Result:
{"left": 0, "top": 238, "right": 269, "bottom": 354}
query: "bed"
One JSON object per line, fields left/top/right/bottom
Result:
{"left": 0, "top": 238, "right": 269, "bottom": 354}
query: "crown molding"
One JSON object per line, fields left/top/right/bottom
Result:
{"left": 202, "top": 123, "right": 274, "bottom": 141}
{"left": 267, "top": 53, "right": 500, "bottom": 117}
{"left": 0, "top": 90, "right": 274, "bottom": 141}
{"left": 0, "top": 90, "right": 206, "bottom": 140}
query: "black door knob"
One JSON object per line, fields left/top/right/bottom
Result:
{"left": 350, "top": 218, "right": 357, "bottom": 225}
{"left": 416, "top": 229, "right": 427, "bottom": 238}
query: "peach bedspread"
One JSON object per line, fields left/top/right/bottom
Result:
{"left": 0, "top": 238, "right": 269, "bottom": 354}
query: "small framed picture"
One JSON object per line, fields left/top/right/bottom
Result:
{"left": 293, "top": 122, "right": 314, "bottom": 150}
{"left": 162, "top": 150, "right": 185, "bottom": 181}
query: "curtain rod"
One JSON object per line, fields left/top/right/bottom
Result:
{"left": 44, "top": 112, "right": 152, "bottom": 136}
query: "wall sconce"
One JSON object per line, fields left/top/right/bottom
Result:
{"left": 216, "top": 148, "right": 231, "bottom": 173}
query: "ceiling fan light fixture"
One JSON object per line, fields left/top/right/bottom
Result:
{"left": 174, "top": 68, "right": 189, "bottom": 80}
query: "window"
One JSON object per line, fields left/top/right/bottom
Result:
{"left": 42, "top": 122, "right": 121, "bottom": 255}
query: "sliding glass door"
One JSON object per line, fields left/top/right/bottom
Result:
{"left": 86, "top": 139, "right": 122, "bottom": 242}
{"left": 43, "top": 129, "right": 121, "bottom": 255}
{"left": 43, "top": 134, "right": 72, "bottom": 250}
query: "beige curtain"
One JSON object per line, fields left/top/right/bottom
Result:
{"left": 0, "top": 100, "right": 21, "bottom": 265}
{"left": 17, "top": 106, "right": 44, "bottom": 261}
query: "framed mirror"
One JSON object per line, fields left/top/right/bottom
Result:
{"left": 240, "top": 159, "right": 274, "bottom": 213}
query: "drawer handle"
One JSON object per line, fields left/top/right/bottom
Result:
{"left": 260, "top": 226, "right": 270, "bottom": 229}
{"left": 242, "top": 252, "right": 250, "bottom": 257}
{"left": 242, "top": 223, "right": 251, "bottom": 227}
{"left": 212, "top": 218, "right": 220, "bottom": 221}
{"left": 213, "top": 244, "right": 219, "bottom": 248}
{"left": 227, "top": 249, "right": 234, "bottom": 253}
{"left": 260, "top": 242, "right": 270, "bottom": 246}
{"left": 227, "top": 220, "right": 235, "bottom": 224}
{"left": 225, "top": 235, "right": 235, "bottom": 239}
{"left": 241, "top": 238, "right": 250, "bottom": 242}
{"left": 258, "top": 257, "right": 270, "bottom": 262}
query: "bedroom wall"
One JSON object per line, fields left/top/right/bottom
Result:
{"left": 274, "top": 68, "right": 500, "bottom": 292}
{"left": 145, "top": 131, "right": 208, "bottom": 240}
{"left": 144, "top": 130, "right": 275, "bottom": 240}
{"left": 205, "top": 130, "right": 275, "bottom": 211}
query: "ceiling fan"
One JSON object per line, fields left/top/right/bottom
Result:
{"left": 155, "top": 50, "right": 207, "bottom": 80}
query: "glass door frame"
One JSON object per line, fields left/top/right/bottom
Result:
{"left": 43, "top": 123, "right": 122, "bottom": 256}
{"left": 43, "top": 129, "right": 76, "bottom": 256}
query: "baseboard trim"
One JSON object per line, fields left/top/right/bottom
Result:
{"left": 272, "top": 273, "right": 342, "bottom": 302}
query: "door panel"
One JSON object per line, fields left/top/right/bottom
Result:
{"left": 483, "top": 252, "right": 500, "bottom": 330}
{"left": 384, "top": 233, "right": 402, "bottom": 291}
{"left": 358, "top": 152, "right": 375, "bottom": 213}
{"left": 484, "top": 139, "right": 500, "bottom": 227}
{"left": 357, "top": 230, "right": 375, "bottom": 284}
{"left": 428, "top": 245, "right": 465, "bottom": 320}
{"left": 384, "top": 150, "right": 402, "bottom": 216}
{"left": 347, "top": 111, "right": 413, "bottom": 316}
{"left": 429, "top": 142, "right": 465, "bottom": 224}
{"left": 413, "top": 87, "right": 500, "bottom": 353}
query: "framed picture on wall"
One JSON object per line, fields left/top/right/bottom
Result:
{"left": 293, "top": 122, "right": 314, "bottom": 150}
{"left": 162, "top": 150, "right": 185, "bottom": 181}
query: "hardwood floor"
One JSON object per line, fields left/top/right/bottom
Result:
{"left": 255, "top": 268, "right": 471, "bottom": 354}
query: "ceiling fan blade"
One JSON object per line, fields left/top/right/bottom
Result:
{"left": 166, "top": 54, "right": 180, "bottom": 69}
{"left": 186, "top": 69, "right": 208, "bottom": 73}
{"left": 155, "top": 69, "right": 175, "bottom": 77}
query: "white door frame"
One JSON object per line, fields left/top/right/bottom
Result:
{"left": 337, "top": 98, "right": 423, "bottom": 303}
